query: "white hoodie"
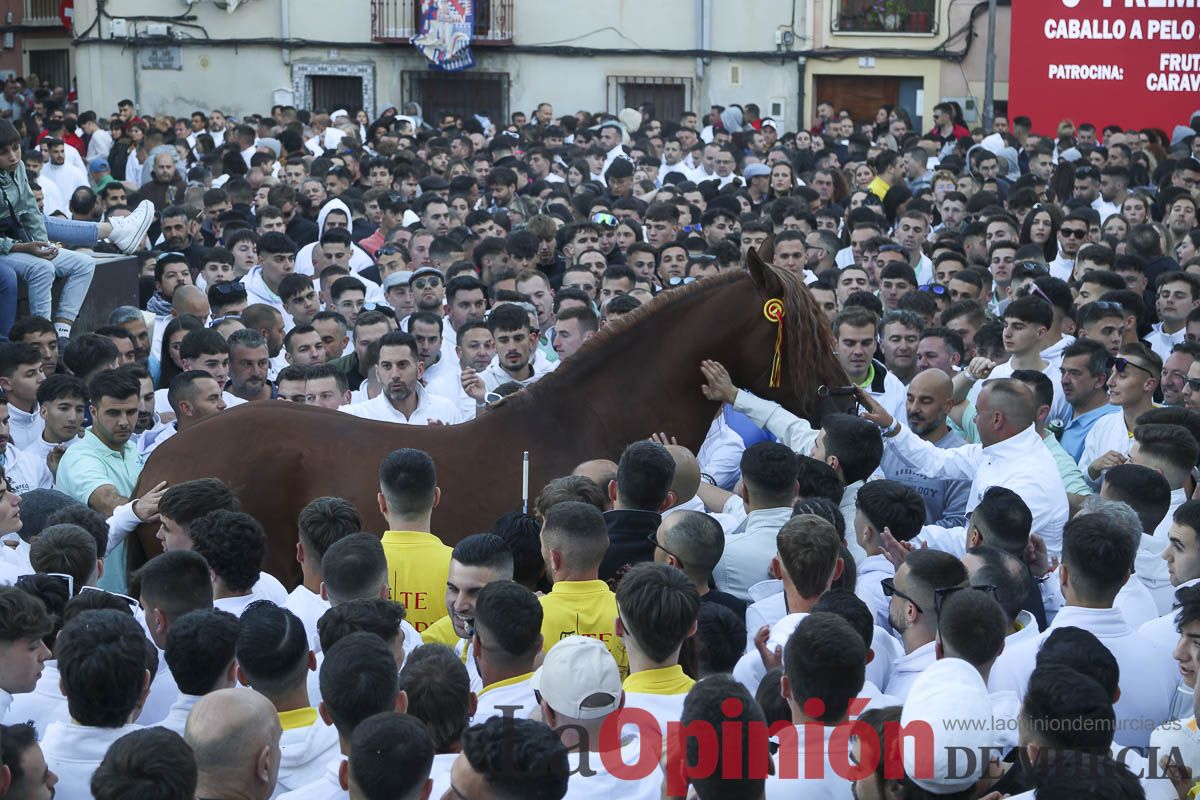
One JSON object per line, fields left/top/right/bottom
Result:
{"left": 274, "top": 712, "right": 341, "bottom": 796}
{"left": 42, "top": 721, "right": 143, "bottom": 800}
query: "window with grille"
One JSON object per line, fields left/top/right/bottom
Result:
{"left": 28, "top": 50, "right": 70, "bottom": 90}
{"left": 606, "top": 76, "right": 693, "bottom": 125}
{"left": 402, "top": 71, "right": 509, "bottom": 128}
{"left": 310, "top": 76, "right": 364, "bottom": 115}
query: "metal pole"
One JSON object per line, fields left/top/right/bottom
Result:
{"left": 982, "top": 0, "right": 998, "bottom": 132}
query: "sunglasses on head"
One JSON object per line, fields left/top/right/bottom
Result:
{"left": 919, "top": 283, "right": 947, "bottom": 296}
{"left": 155, "top": 251, "right": 187, "bottom": 262}
{"left": 376, "top": 246, "right": 402, "bottom": 256}
{"left": 681, "top": 224, "right": 703, "bottom": 234}
{"left": 211, "top": 281, "right": 246, "bottom": 296}
{"left": 933, "top": 584, "right": 999, "bottom": 622}
{"left": 1016, "top": 261, "right": 1050, "bottom": 276}
{"left": 590, "top": 212, "right": 618, "bottom": 228}
{"left": 1110, "top": 356, "right": 1155, "bottom": 379}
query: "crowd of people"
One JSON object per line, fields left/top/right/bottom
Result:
{"left": 0, "top": 80, "right": 1198, "bottom": 799}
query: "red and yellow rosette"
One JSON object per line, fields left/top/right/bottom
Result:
{"left": 763, "top": 298, "right": 785, "bottom": 388}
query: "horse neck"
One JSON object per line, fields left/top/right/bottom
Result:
{"left": 527, "top": 286, "right": 740, "bottom": 457}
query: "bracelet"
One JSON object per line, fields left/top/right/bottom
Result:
{"left": 700, "top": 472, "right": 716, "bottom": 486}
{"left": 881, "top": 420, "right": 901, "bottom": 438}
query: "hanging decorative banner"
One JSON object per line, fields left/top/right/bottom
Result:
{"left": 413, "top": 0, "right": 476, "bottom": 73}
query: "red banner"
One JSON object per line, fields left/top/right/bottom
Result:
{"left": 1008, "top": 0, "right": 1200, "bottom": 137}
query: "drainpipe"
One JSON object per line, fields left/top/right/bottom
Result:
{"left": 694, "top": 0, "right": 705, "bottom": 82}
{"left": 281, "top": 0, "right": 291, "bottom": 66}
{"left": 796, "top": 56, "right": 806, "bottom": 133}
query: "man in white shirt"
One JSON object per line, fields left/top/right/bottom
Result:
{"left": 341, "top": 710, "right": 435, "bottom": 800}
{"left": 40, "top": 609, "right": 150, "bottom": 800}
{"left": 134, "top": 549, "right": 217, "bottom": 726}
{"left": 1141, "top": 500, "right": 1200, "bottom": 654}
{"left": 617, "top": 562, "right": 700, "bottom": 738}
{"left": 478, "top": 303, "right": 557, "bottom": 392}
{"left": 835, "top": 307, "right": 907, "bottom": 423}
{"left": 236, "top": 601, "right": 339, "bottom": 795}
{"left": 342, "top": 331, "right": 461, "bottom": 424}
{"left": 189, "top": 510, "right": 281, "bottom": 617}
{"left": 989, "top": 513, "right": 1177, "bottom": 750}
{"left": 1080, "top": 343, "right": 1162, "bottom": 490}
{"left": 240, "top": 232, "right": 298, "bottom": 316}
{"left": 711, "top": 443, "right": 797, "bottom": 600}
{"left": 761, "top": 612, "right": 862, "bottom": 799}
{"left": 0, "top": 342, "right": 46, "bottom": 450}
{"left": 156, "top": 478, "right": 289, "bottom": 606}
{"left": 286, "top": 497, "right": 363, "bottom": 651}
{"left": 40, "top": 138, "right": 88, "bottom": 201}
{"left": 1146, "top": 272, "right": 1200, "bottom": 362}
{"left": 159, "top": 607, "right": 239, "bottom": 736}
{"left": 884, "top": 549, "right": 969, "bottom": 701}
{"left": 854, "top": 480, "right": 927, "bottom": 632}
{"left": 407, "top": 310, "right": 461, "bottom": 402}
{"left": 470, "top": 581, "right": 542, "bottom": 724}
{"left": 534, "top": 634, "right": 662, "bottom": 799}
{"left": 0, "top": 585, "right": 53, "bottom": 723}
{"left": 279, "top": 632, "right": 408, "bottom": 800}
{"left": 966, "top": 296, "right": 1070, "bottom": 425}
{"left": 860, "top": 378, "right": 1069, "bottom": 553}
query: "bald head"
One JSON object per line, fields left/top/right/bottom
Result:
{"left": 906, "top": 368, "right": 954, "bottom": 436}
{"left": 174, "top": 285, "right": 211, "bottom": 319}
{"left": 657, "top": 510, "right": 724, "bottom": 579}
{"left": 909, "top": 368, "right": 952, "bottom": 399}
{"left": 978, "top": 379, "right": 1036, "bottom": 443}
{"left": 573, "top": 458, "right": 618, "bottom": 507}
{"left": 665, "top": 444, "right": 701, "bottom": 506}
{"left": 186, "top": 688, "right": 282, "bottom": 800}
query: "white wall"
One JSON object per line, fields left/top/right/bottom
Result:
{"left": 73, "top": 0, "right": 805, "bottom": 124}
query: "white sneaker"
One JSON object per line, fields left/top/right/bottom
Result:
{"left": 108, "top": 200, "right": 155, "bottom": 254}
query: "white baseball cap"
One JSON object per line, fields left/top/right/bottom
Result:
{"left": 901, "top": 657, "right": 995, "bottom": 794}
{"left": 529, "top": 635, "right": 622, "bottom": 720}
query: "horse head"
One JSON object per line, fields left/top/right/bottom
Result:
{"left": 726, "top": 247, "right": 850, "bottom": 423}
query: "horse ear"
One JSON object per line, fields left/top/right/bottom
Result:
{"left": 746, "top": 245, "right": 784, "bottom": 298}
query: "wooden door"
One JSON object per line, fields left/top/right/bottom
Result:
{"left": 813, "top": 75, "right": 901, "bottom": 124}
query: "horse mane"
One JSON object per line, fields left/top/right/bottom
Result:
{"left": 499, "top": 264, "right": 841, "bottom": 421}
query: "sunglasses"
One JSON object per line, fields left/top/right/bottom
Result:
{"left": 933, "top": 584, "right": 998, "bottom": 622}
{"left": 669, "top": 276, "right": 697, "bottom": 286}
{"left": 681, "top": 224, "right": 704, "bottom": 235}
{"left": 591, "top": 212, "right": 618, "bottom": 228}
{"left": 646, "top": 529, "right": 686, "bottom": 570}
{"left": 155, "top": 251, "right": 187, "bottom": 262}
{"left": 878, "top": 244, "right": 905, "bottom": 254}
{"left": 1090, "top": 300, "right": 1124, "bottom": 313}
{"left": 376, "top": 246, "right": 403, "bottom": 256}
{"left": 210, "top": 281, "right": 246, "bottom": 296}
{"left": 80, "top": 585, "right": 139, "bottom": 611}
{"left": 1186, "top": 377, "right": 1200, "bottom": 392}
{"left": 1111, "top": 356, "right": 1156, "bottom": 379}
{"left": 484, "top": 391, "right": 504, "bottom": 405}
{"left": 881, "top": 577, "right": 923, "bottom": 613}
{"left": 1061, "top": 228, "right": 1089, "bottom": 239}
{"left": 919, "top": 283, "right": 947, "bottom": 296}
{"left": 17, "top": 571, "right": 73, "bottom": 597}
{"left": 1016, "top": 261, "right": 1050, "bottom": 276}
{"left": 411, "top": 277, "right": 442, "bottom": 289}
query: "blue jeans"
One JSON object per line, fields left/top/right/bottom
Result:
{"left": 0, "top": 261, "right": 17, "bottom": 338}
{"left": 43, "top": 216, "right": 99, "bottom": 248}
{"left": 0, "top": 248, "right": 95, "bottom": 322}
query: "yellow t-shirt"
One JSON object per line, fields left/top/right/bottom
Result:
{"left": 539, "top": 579, "right": 628, "bottom": 679}
{"left": 422, "top": 613, "right": 459, "bottom": 647}
{"left": 381, "top": 530, "right": 451, "bottom": 633}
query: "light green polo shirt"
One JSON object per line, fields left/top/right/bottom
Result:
{"left": 56, "top": 429, "right": 145, "bottom": 593}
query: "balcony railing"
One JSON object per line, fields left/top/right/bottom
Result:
{"left": 833, "top": 0, "right": 937, "bottom": 34}
{"left": 372, "top": 0, "right": 513, "bottom": 45}
{"left": 24, "top": 0, "right": 63, "bottom": 25}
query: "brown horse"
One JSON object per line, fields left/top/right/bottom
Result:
{"left": 130, "top": 249, "right": 848, "bottom": 586}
